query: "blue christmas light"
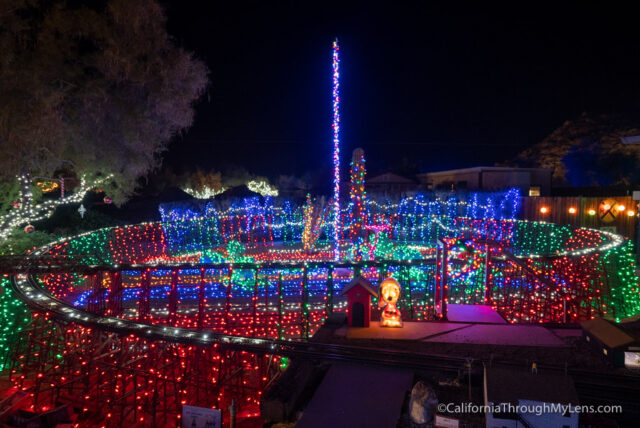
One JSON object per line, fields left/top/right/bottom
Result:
{"left": 331, "top": 39, "right": 341, "bottom": 260}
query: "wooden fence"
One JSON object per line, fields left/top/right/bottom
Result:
{"left": 521, "top": 196, "right": 638, "bottom": 240}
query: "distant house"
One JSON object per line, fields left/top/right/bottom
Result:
{"left": 484, "top": 366, "right": 579, "bottom": 428}
{"left": 581, "top": 318, "right": 640, "bottom": 368}
{"left": 366, "top": 172, "right": 418, "bottom": 196}
{"left": 621, "top": 135, "right": 640, "bottom": 145}
{"left": 416, "top": 166, "right": 553, "bottom": 196}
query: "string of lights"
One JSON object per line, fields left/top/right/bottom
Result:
{"left": 2, "top": 195, "right": 639, "bottom": 427}
{"left": 331, "top": 39, "right": 341, "bottom": 260}
{"left": 0, "top": 174, "right": 113, "bottom": 241}
{"left": 8, "top": 208, "right": 636, "bottom": 326}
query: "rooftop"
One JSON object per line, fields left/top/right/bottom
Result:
{"left": 485, "top": 366, "right": 579, "bottom": 406}
{"left": 417, "top": 166, "right": 553, "bottom": 177}
{"left": 581, "top": 318, "right": 639, "bottom": 349}
{"left": 446, "top": 304, "right": 507, "bottom": 324}
{"left": 340, "top": 320, "right": 566, "bottom": 347}
{"left": 296, "top": 363, "right": 412, "bottom": 428}
{"left": 621, "top": 135, "right": 640, "bottom": 144}
{"left": 340, "top": 276, "right": 378, "bottom": 297}
{"left": 368, "top": 172, "right": 415, "bottom": 184}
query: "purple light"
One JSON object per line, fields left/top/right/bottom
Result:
{"left": 332, "top": 38, "right": 341, "bottom": 260}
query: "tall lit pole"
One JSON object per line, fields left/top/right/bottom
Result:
{"left": 332, "top": 38, "right": 341, "bottom": 260}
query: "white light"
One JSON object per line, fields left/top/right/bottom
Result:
{"left": 246, "top": 180, "right": 278, "bottom": 197}
{"left": 182, "top": 186, "right": 226, "bottom": 199}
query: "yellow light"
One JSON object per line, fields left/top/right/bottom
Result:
{"left": 540, "top": 207, "right": 548, "bottom": 214}
{"left": 603, "top": 203, "right": 611, "bottom": 210}
{"left": 36, "top": 181, "right": 59, "bottom": 193}
{"left": 627, "top": 210, "right": 635, "bottom": 217}
{"left": 379, "top": 277, "right": 403, "bottom": 328}
{"left": 381, "top": 318, "right": 403, "bottom": 327}
{"left": 617, "top": 205, "right": 625, "bottom": 211}
{"left": 588, "top": 209, "right": 596, "bottom": 216}
{"left": 568, "top": 207, "right": 577, "bottom": 214}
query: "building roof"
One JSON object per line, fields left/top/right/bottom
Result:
{"left": 296, "top": 363, "right": 413, "bottom": 428}
{"left": 621, "top": 135, "right": 640, "bottom": 144}
{"left": 485, "top": 367, "right": 579, "bottom": 406}
{"left": 368, "top": 172, "right": 415, "bottom": 184}
{"left": 417, "top": 166, "right": 552, "bottom": 178}
{"left": 446, "top": 304, "right": 507, "bottom": 324}
{"left": 340, "top": 276, "right": 378, "bottom": 297}
{"left": 581, "top": 317, "right": 639, "bottom": 349}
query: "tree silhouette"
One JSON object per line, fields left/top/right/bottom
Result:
{"left": 0, "top": 0, "right": 208, "bottom": 238}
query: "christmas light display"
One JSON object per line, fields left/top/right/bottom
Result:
{"left": 0, "top": 275, "right": 30, "bottom": 370}
{"left": 348, "top": 148, "right": 367, "bottom": 243}
{"left": 302, "top": 194, "right": 328, "bottom": 251}
{"left": 247, "top": 180, "right": 278, "bottom": 197}
{"left": 331, "top": 39, "right": 341, "bottom": 260}
{"left": 4, "top": 36, "right": 637, "bottom": 425}
{"left": 3, "top": 207, "right": 640, "bottom": 426}
{"left": 35, "top": 180, "right": 59, "bottom": 193}
{"left": 3, "top": 311, "right": 273, "bottom": 426}
{"left": 379, "top": 277, "right": 403, "bottom": 327}
{"left": 19, "top": 208, "right": 640, "bottom": 327}
{"left": 0, "top": 174, "right": 113, "bottom": 241}
{"left": 182, "top": 185, "right": 227, "bottom": 199}
{"left": 3, "top": 169, "right": 640, "bottom": 427}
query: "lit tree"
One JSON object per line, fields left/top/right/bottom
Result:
{"left": 246, "top": 178, "right": 278, "bottom": 197}
{"left": 181, "top": 169, "right": 226, "bottom": 199}
{"left": 0, "top": 0, "right": 208, "bottom": 240}
{"left": 348, "top": 148, "right": 367, "bottom": 241}
{"left": 302, "top": 194, "right": 327, "bottom": 251}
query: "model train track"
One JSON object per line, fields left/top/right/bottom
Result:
{"left": 11, "top": 270, "right": 640, "bottom": 420}
{"left": 10, "top": 273, "right": 472, "bottom": 374}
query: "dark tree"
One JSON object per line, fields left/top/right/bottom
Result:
{"left": 0, "top": 0, "right": 208, "bottom": 237}
{"left": 507, "top": 114, "right": 640, "bottom": 187}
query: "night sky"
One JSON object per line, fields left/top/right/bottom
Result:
{"left": 162, "top": 1, "right": 640, "bottom": 182}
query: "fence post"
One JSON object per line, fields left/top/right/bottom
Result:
{"left": 108, "top": 270, "right": 123, "bottom": 316}
{"left": 277, "top": 271, "right": 284, "bottom": 340}
{"left": 225, "top": 267, "right": 233, "bottom": 330}
{"left": 198, "top": 268, "right": 206, "bottom": 329}
{"left": 252, "top": 269, "right": 259, "bottom": 336}
{"left": 326, "top": 266, "right": 334, "bottom": 317}
{"left": 138, "top": 269, "right": 151, "bottom": 321}
{"left": 484, "top": 243, "right": 492, "bottom": 304}
{"left": 168, "top": 269, "right": 179, "bottom": 324}
{"left": 88, "top": 272, "right": 102, "bottom": 314}
{"left": 302, "top": 266, "right": 309, "bottom": 339}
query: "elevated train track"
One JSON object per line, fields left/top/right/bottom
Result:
{"left": 9, "top": 264, "right": 640, "bottom": 386}
{"left": 1, "top": 212, "right": 637, "bottom": 424}
{"left": 5, "top": 252, "right": 640, "bottom": 424}
{"left": 9, "top": 271, "right": 473, "bottom": 374}
{"left": 0, "top": 243, "right": 587, "bottom": 364}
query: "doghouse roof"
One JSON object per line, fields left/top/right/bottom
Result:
{"left": 340, "top": 276, "right": 378, "bottom": 297}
